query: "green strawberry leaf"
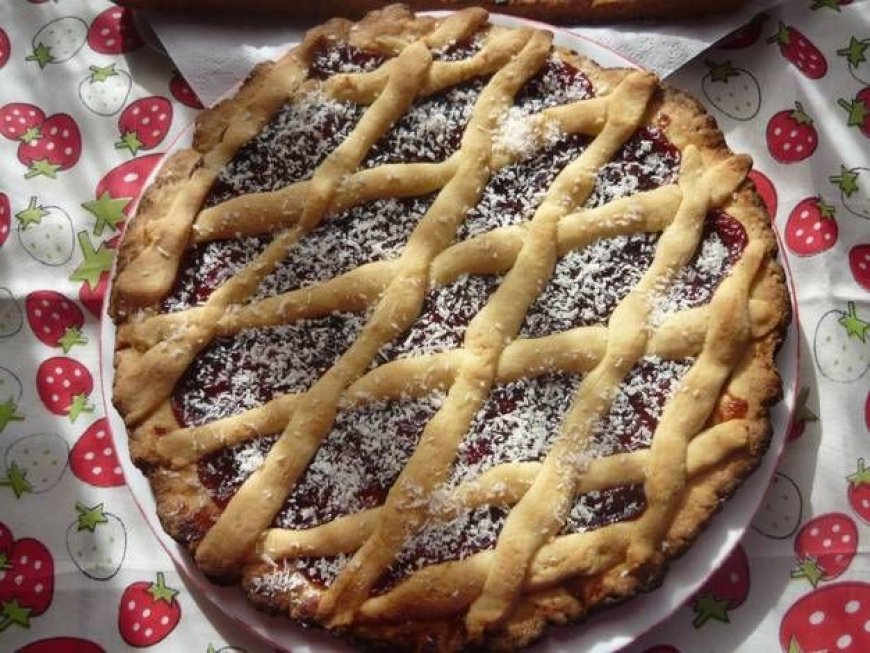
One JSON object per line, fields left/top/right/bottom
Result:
{"left": 767, "top": 22, "right": 791, "bottom": 47}
{"left": 69, "top": 231, "right": 113, "bottom": 290}
{"left": 148, "top": 572, "right": 179, "bottom": 603}
{"left": 847, "top": 458, "right": 870, "bottom": 488}
{"left": 837, "top": 37, "right": 869, "bottom": 68}
{"left": 24, "top": 159, "right": 61, "bottom": 180}
{"left": 14, "top": 197, "right": 46, "bottom": 229}
{"left": 839, "top": 301, "right": 870, "bottom": 343}
{"left": 67, "top": 394, "right": 93, "bottom": 423}
{"left": 88, "top": 64, "right": 118, "bottom": 83}
{"left": 58, "top": 327, "right": 87, "bottom": 353}
{"left": 791, "top": 557, "right": 824, "bottom": 587}
{"left": 0, "top": 598, "right": 33, "bottom": 631}
{"left": 837, "top": 97, "right": 870, "bottom": 128}
{"left": 790, "top": 102, "right": 813, "bottom": 125}
{"left": 705, "top": 60, "right": 739, "bottom": 83}
{"left": 25, "top": 42, "right": 53, "bottom": 69}
{"left": 115, "top": 131, "right": 144, "bottom": 156}
{"left": 75, "top": 501, "right": 109, "bottom": 532}
{"left": 0, "top": 398, "right": 24, "bottom": 433}
{"left": 0, "top": 461, "right": 32, "bottom": 499}
{"left": 788, "top": 636, "right": 803, "bottom": 653}
{"left": 692, "top": 592, "right": 731, "bottom": 628}
{"left": 81, "top": 192, "right": 128, "bottom": 236}
{"left": 19, "top": 126, "right": 41, "bottom": 145}
{"left": 830, "top": 166, "right": 860, "bottom": 197}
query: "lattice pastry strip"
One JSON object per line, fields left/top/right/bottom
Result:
{"left": 110, "top": 5, "right": 790, "bottom": 651}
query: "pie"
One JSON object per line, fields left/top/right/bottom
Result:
{"left": 109, "top": 4, "right": 790, "bottom": 651}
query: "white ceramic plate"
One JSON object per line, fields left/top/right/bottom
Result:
{"left": 99, "top": 14, "right": 799, "bottom": 653}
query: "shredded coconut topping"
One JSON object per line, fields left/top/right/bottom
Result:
{"left": 521, "top": 233, "right": 659, "bottom": 336}
{"left": 275, "top": 392, "right": 445, "bottom": 529}
{"left": 257, "top": 195, "right": 435, "bottom": 297}
{"left": 450, "top": 373, "right": 580, "bottom": 488}
{"left": 459, "top": 133, "right": 591, "bottom": 239}
{"left": 588, "top": 356, "right": 693, "bottom": 456}
{"left": 173, "top": 312, "right": 367, "bottom": 426}
{"left": 365, "top": 81, "right": 485, "bottom": 166}
{"left": 205, "top": 90, "right": 364, "bottom": 207}
{"left": 377, "top": 274, "right": 501, "bottom": 362}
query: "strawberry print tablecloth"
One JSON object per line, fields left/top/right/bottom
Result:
{"left": 0, "top": 1, "right": 868, "bottom": 652}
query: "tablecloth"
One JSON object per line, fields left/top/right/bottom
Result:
{"left": 0, "top": 1, "right": 868, "bottom": 652}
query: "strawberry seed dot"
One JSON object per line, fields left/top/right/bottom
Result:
{"left": 127, "top": 600, "right": 136, "bottom": 610}
{"left": 103, "top": 447, "right": 112, "bottom": 456}
{"left": 846, "top": 600, "right": 860, "bottom": 614}
{"left": 842, "top": 534, "right": 851, "bottom": 543}
{"left": 837, "top": 635, "right": 851, "bottom": 649}
{"left": 160, "top": 616, "right": 169, "bottom": 625}
{"left": 34, "top": 583, "right": 43, "bottom": 593}
{"left": 97, "top": 430, "right": 106, "bottom": 439}
{"left": 132, "top": 622, "right": 140, "bottom": 631}
{"left": 144, "top": 628, "right": 153, "bottom": 638}
{"left": 822, "top": 538, "right": 831, "bottom": 548}
{"left": 809, "top": 610, "right": 825, "bottom": 625}
{"left": 93, "top": 466, "right": 103, "bottom": 474}
{"left": 142, "top": 608, "right": 151, "bottom": 618}
{"left": 84, "top": 452, "right": 94, "bottom": 461}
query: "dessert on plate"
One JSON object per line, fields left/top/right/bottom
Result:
{"left": 109, "top": 5, "right": 790, "bottom": 651}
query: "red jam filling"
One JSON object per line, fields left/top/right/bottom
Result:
{"left": 172, "top": 312, "right": 366, "bottom": 427}
{"left": 308, "top": 43, "right": 385, "bottom": 80}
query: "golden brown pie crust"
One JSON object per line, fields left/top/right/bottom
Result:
{"left": 110, "top": 5, "right": 789, "bottom": 651}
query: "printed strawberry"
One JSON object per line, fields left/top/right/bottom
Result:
{"left": 766, "top": 102, "right": 817, "bottom": 164}
{"left": 170, "top": 70, "right": 204, "bottom": 109}
{"left": 70, "top": 417, "right": 125, "bottom": 488}
{"left": 66, "top": 502, "right": 126, "bottom": 580}
{"left": 15, "top": 197, "right": 74, "bottom": 266}
{"left": 0, "top": 288, "right": 23, "bottom": 338}
{"left": 26, "top": 290, "right": 86, "bottom": 352}
{"left": 0, "top": 522, "right": 54, "bottom": 631}
{"left": 701, "top": 61, "right": 760, "bottom": 121}
{"left": 752, "top": 472, "right": 802, "bottom": 539}
{"left": 0, "top": 103, "right": 44, "bottom": 141}
{"left": 850, "top": 244, "right": 870, "bottom": 290}
{"left": 82, "top": 154, "right": 163, "bottom": 237}
{"left": 780, "top": 582, "right": 870, "bottom": 652}
{"left": 837, "top": 87, "right": 870, "bottom": 139}
{"left": 87, "top": 6, "right": 143, "bottom": 55}
{"left": 35, "top": 356, "right": 93, "bottom": 422}
{"left": 749, "top": 170, "right": 777, "bottom": 219}
{"left": 116, "top": 97, "right": 172, "bottom": 156}
{"left": 691, "top": 544, "right": 750, "bottom": 627}
{"left": 792, "top": 513, "right": 858, "bottom": 587}
{"left": 16, "top": 113, "right": 81, "bottom": 178}
{"left": 118, "top": 572, "right": 182, "bottom": 646}
{"left": 78, "top": 64, "right": 132, "bottom": 117}
{"left": 716, "top": 13, "right": 768, "bottom": 50}
{"left": 847, "top": 459, "right": 870, "bottom": 525}
{"left": 0, "top": 367, "right": 24, "bottom": 434}
{"left": 0, "top": 192, "right": 9, "bottom": 247}
{"left": 70, "top": 232, "right": 114, "bottom": 318}
{"left": 813, "top": 302, "right": 870, "bottom": 383}
{"left": 837, "top": 36, "right": 870, "bottom": 85}
{"left": 2, "top": 433, "right": 68, "bottom": 498}
{"left": 784, "top": 196, "right": 837, "bottom": 256}
{"left": 787, "top": 387, "right": 818, "bottom": 442}
{"left": 0, "top": 28, "right": 9, "bottom": 69}
{"left": 830, "top": 165, "right": 870, "bottom": 220}
{"left": 26, "top": 17, "right": 87, "bottom": 69}
{"left": 17, "top": 637, "right": 105, "bottom": 653}
{"left": 768, "top": 23, "right": 827, "bottom": 79}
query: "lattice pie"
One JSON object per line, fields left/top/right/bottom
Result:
{"left": 110, "top": 5, "right": 789, "bottom": 651}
